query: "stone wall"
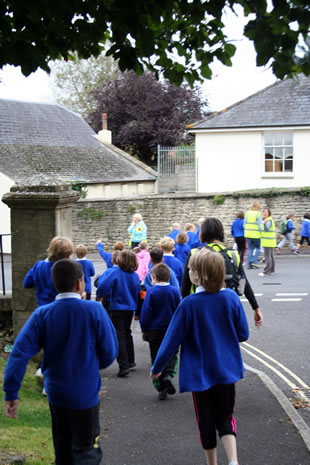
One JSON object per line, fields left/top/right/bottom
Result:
{"left": 72, "top": 189, "right": 310, "bottom": 252}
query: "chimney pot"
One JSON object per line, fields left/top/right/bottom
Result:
{"left": 102, "top": 113, "right": 108, "bottom": 130}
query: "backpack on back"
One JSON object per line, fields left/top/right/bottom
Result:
{"left": 279, "top": 220, "right": 288, "bottom": 235}
{"left": 206, "top": 246, "right": 245, "bottom": 296}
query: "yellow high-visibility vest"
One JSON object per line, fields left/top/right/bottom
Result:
{"left": 244, "top": 210, "right": 262, "bottom": 239}
{"left": 261, "top": 216, "right": 276, "bottom": 248}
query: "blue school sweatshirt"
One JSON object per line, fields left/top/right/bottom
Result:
{"left": 76, "top": 258, "right": 95, "bottom": 294}
{"left": 163, "top": 255, "right": 184, "bottom": 287}
{"left": 97, "top": 243, "right": 113, "bottom": 268}
{"left": 174, "top": 243, "right": 191, "bottom": 265}
{"left": 3, "top": 294, "right": 118, "bottom": 409}
{"left": 23, "top": 259, "right": 57, "bottom": 306}
{"left": 140, "top": 284, "right": 181, "bottom": 332}
{"left": 96, "top": 267, "right": 140, "bottom": 310}
{"left": 231, "top": 218, "right": 245, "bottom": 238}
{"left": 144, "top": 267, "right": 179, "bottom": 290}
{"left": 152, "top": 288, "right": 249, "bottom": 392}
{"left": 186, "top": 230, "right": 199, "bottom": 248}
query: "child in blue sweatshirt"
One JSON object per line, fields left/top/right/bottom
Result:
{"left": 152, "top": 249, "right": 249, "bottom": 465}
{"left": 140, "top": 263, "right": 181, "bottom": 400}
{"left": 231, "top": 211, "right": 246, "bottom": 264}
{"left": 159, "top": 236, "right": 184, "bottom": 287}
{"left": 174, "top": 231, "right": 191, "bottom": 265}
{"left": 76, "top": 244, "right": 95, "bottom": 299}
{"left": 23, "top": 236, "right": 74, "bottom": 306}
{"left": 96, "top": 239, "right": 125, "bottom": 269}
{"left": 96, "top": 249, "right": 140, "bottom": 377}
{"left": 4, "top": 259, "right": 118, "bottom": 465}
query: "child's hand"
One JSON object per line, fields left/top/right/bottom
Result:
{"left": 96, "top": 239, "right": 102, "bottom": 245}
{"left": 134, "top": 315, "right": 139, "bottom": 321}
{"left": 151, "top": 371, "right": 162, "bottom": 379}
{"left": 81, "top": 291, "right": 87, "bottom": 300}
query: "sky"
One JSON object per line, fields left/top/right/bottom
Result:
{"left": 0, "top": 6, "right": 277, "bottom": 112}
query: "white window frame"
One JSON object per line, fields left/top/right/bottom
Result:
{"left": 262, "top": 131, "right": 294, "bottom": 178}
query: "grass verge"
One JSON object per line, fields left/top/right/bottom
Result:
{"left": 0, "top": 356, "right": 54, "bottom": 465}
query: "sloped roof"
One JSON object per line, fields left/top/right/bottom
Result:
{"left": 0, "top": 99, "right": 156, "bottom": 184}
{"left": 191, "top": 74, "right": 310, "bottom": 130}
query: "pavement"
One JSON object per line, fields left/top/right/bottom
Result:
{"left": 99, "top": 320, "right": 310, "bottom": 465}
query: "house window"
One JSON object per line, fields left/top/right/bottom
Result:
{"left": 264, "top": 132, "right": 293, "bottom": 173}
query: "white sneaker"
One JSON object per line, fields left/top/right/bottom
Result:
{"left": 258, "top": 272, "right": 270, "bottom": 277}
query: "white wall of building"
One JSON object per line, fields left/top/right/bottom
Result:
{"left": 0, "top": 173, "right": 14, "bottom": 253}
{"left": 87, "top": 181, "right": 156, "bottom": 199}
{"left": 195, "top": 128, "right": 310, "bottom": 193}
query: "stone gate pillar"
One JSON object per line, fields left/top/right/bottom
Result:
{"left": 2, "top": 176, "right": 80, "bottom": 336}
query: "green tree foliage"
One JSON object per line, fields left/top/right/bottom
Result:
{"left": 49, "top": 52, "right": 120, "bottom": 117}
{"left": 87, "top": 71, "right": 207, "bottom": 165}
{"left": 1, "top": 1, "right": 310, "bottom": 86}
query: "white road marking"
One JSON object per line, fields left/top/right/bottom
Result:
{"left": 276, "top": 293, "right": 308, "bottom": 296}
{"left": 241, "top": 344, "right": 310, "bottom": 402}
{"left": 242, "top": 342, "right": 310, "bottom": 389}
{"left": 272, "top": 298, "right": 302, "bottom": 302}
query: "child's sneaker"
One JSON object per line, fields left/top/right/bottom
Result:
{"left": 158, "top": 388, "right": 168, "bottom": 400}
{"left": 163, "top": 376, "right": 176, "bottom": 395}
{"left": 293, "top": 249, "right": 300, "bottom": 255}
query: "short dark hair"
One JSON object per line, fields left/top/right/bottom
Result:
{"left": 150, "top": 247, "right": 163, "bottom": 265}
{"left": 52, "top": 259, "right": 83, "bottom": 293}
{"left": 200, "top": 217, "right": 224, "bottom": 243}
{"left": 118, "top": 250, "right": 138, "bottom": 272}
{"left": 150, "top": 263, "right": 170, "bottom": 282}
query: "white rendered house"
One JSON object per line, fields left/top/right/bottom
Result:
{"left": 189, "top": 75, "right": 310, "bottom": 193}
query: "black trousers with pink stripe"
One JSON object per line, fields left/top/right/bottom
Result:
{"left": 192, "top": 384, "right": 236, "bottom": 450}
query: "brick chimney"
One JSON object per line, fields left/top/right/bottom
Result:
{"left": 96, "top": 112, "right": 112, "bottom": 144}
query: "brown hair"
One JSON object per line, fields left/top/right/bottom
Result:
{"left": 185, "top": 223, "right": 195, "bottom": 232}
{"left": 150, "top": 263, "right": 170, "bottom": 283}
{"left": 263, "top": 207, "right": 271, "bottom": 217}
{"left": 188, "top": 250, "right": 200, "bottom": 273}
{"left": 118, "top": 249, "right": 138, "bottom": 272}
{"left": 237, "top": 211, "right": 244, "bottom": 219}
{"left": 113, "top": 241, "right": 125, "bottom": 251}
{"left": 200, "top": 218, "right": 224, "bottom": 243}
{"left": 158, "top": 236, "right": 175, "bottom": 252}
{"left": 112, "top": 250, "right": 121, "bottom": 265}
{"left": 196, "top": 249, "right": 225, "bottom": 293}
{"left": 47, "top": 236, "right": 74, "bottom": 262}
{"left": 52, "top": 259, "right": 83, "bottom": 293}
{"left": 176, "top": 231, "right": 188, "bottom": 244}
{"left": 150, "top": 247, "right": 163, "bottom": 264}
{"left": 75, "top": 244, "right": 87, "bottom": 259}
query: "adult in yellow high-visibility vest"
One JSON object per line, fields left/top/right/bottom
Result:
{"left": 259, "top": 207, "right": 276, "bottom": 276}
{"left": 244, "top": 202, "right": 262, "bottom": 269}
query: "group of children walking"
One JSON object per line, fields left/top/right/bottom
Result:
{"left": 3, "top": 214, "right": 268, "bottom": 465}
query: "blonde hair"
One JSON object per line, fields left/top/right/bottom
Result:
{"left": 251, "top": 201, "right": 260, "bottom": 211}
{"left": 133, "top": 213, "right": 142, "bottom": 221}
{"left": 195, "top": 249, "right": 225, "bottom": 293}
{"left": 176, "top": 231, "right": 188, "bottom": 244}
{"left": 172, "top": 223, "right": 180, "bottom": 230}
{"left": 75, "top": 244, "right": 87, "bottom": 259}
{"left": 158, "top": 236, "right": 175, "bottom": 253}
{"left": 47, "top": 236, "right": 74, "bottom": 262}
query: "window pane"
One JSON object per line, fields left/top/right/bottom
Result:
{"left": 283, "top": 133, "right": 293, "bottom": 145}
{"left": 265, "top": 151, "right": 273, "bottom": 159}
{"left": 264, "top": 133, "right": 273, "bottom": 146}
{"left": 274, "top": 134, "right": 283, "bottom": 146}
{"left": 284, "top": 159, "right": 293, "bottom": 172}
{"left": 265, "top": 159, "right": 273, "bottom": 171}
{"left": 274, "top": 147, "right": 283, "bottom": 158}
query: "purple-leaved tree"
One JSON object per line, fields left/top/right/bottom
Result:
{"left": 87, "top": 71, "right": 208, "bottom": 166}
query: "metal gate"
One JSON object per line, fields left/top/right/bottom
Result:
{"left": 157, "top": 145, "right": 196, "bottom": 193}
